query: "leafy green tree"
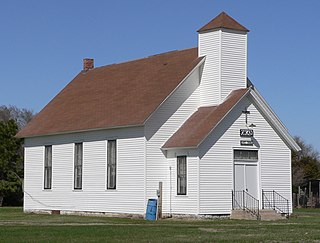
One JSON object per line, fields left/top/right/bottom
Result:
{"left": 0, "top": 105, "right": 35, "bottom": 206}
{"left": 0, "top": 120, "right": 23, "bottom": 206}
{"left": 292, "top": 136, "right": 320, "bottom": 193}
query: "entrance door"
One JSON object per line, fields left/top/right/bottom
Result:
{"left": 234, "top": 164, "right": 258, "bottom": 198}
{"left": 234, "top": 150, "right": 258, "bottom": 199}
{"left": 235, "top": 164, "right": 258, "bottom": 198}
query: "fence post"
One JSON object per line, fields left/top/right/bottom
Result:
{"left": 231, "top": 190, "right": 233, "bottom": 209}
{"left": 242, "top": 190, "right": 245, "bottom": 210}
{"left": 157, "top": 182, "right": 162, "bottom": 219}
{"left": 297, "top": 186, "right": 301, "bottom": 208}
{"left": 262, "top": 190, "right": 264, "bottom": 209}
{"left": 257, "top": 200, "right": 260, "bottom": 220}
{"left": 273, "top": 190, "right": 275, "bottom": 210}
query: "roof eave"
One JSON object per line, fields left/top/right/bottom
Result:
{"left": 249, "top": 88, "right": 301, "bottom": 152}
{"left": 18, "top": 124, "right": 144, "bottom": 139}
{"left": 161, "top": 146, "right": 197, "bottom": 151}
{"left": 197, "top": 27, "right": 249, "bottom": 34}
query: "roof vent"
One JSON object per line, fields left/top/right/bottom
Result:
{"left": 83, "top": 58, "right": 94, "bottom": 71}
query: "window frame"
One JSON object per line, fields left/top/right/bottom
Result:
{"left": 107, "top": 140, "right": 117, "bottom": 190}
{"left": 177, "top": 156, "right": 187, "bottom": 196}
{"left": 44, "top": 145, "right": 52, "bottom": 190}
{"left": 74, "top": 143, "right": 83, "bottom": 190}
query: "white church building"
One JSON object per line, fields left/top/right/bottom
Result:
{"left": 18, "top": 12, "right": 300, "bottom": 218}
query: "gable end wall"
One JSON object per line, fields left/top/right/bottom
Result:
{"left": 199, "top": 97, "right": 292, "bottom": 214}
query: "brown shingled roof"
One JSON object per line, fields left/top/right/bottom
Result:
{"left": 197, "top": 12, "right": 249, "bottom": 33}
{"left": 162, "top": 88, "right": 249, "bottom": 149}
{"left": 17, "top": 48, "right": 203, "bottom": 138}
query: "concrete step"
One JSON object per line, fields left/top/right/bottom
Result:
{"left": 230, "top": 209, "right": 258, "bottom": 220}
{"left": 259, "top": 210, "right": 286, "bottom": 221}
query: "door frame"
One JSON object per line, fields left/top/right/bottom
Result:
{"left": 233, "top": 148, "right": 261, "bottom": 207}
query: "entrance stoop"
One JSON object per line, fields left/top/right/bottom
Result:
{"left": 231, "top": 209, "right": 286, "bottom": 221}
{"left": 230, "top": 209, "right": 257, "bottom": 220}
{"left": 259, "top": 210, "right": 286, "bottom": 221}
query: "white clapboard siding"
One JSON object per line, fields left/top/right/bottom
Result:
{"left": 249, "top": 103, "right": 293, "bottom": 213}
{"left": 199, "top": 30, "right": 221, "bottom": 106}
{"left": 199, "top": 96, "right": 292, "bottom": 214}
{"left": 24, "top": 146, "right": 44, "bottom": 211}
{"left": 145, "top": 68, "right": 201, "bottom": 215}
{"left": 221, "top": 31, "right": 247, "bottom": 100}
{"left": 198, "top": 103, "right": 241, "bottom": 215}
{"left": 24, "top": 126, "right": 146, "bottom": 214}
{"left": 166, "top": 151, "right": 199, "bottom": 215}
{"left": 199, "top": 29, "right": 247, "bottom": 105}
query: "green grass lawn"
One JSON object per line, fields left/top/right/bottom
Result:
{"left": 1, "top": 208, "right": 320, "bottom": 242}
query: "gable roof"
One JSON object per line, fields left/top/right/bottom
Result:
{"left": 197, "top": 12, "right": 249, "bottom": 33}
{"left": 163, "top": 86, "right": 301, "bottom": 152}
{"left": 17, "top": 48, "right": 204, "bottom": 138}
{"left": 162, "top": 88, "right": 249, "bottom": 149}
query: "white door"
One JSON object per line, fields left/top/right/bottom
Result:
{"left": 234, "top": 163, "right": 258, "bottom": 199}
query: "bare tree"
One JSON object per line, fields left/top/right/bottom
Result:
{"left": 293, "top": 136, "right": 319, "bottom": 161}
{"left": 0, "top": 105, "right": 35, "bottom": 129}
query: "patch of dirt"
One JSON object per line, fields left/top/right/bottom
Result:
{"left": 198, "top": 227, "right": 224, "bottom": 233}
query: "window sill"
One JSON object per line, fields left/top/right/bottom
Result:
{"left": 176, "top": 194, "right": 188, "bottom": 197}
{"left": 73, "top": 189, "right": 83, "bottom": 192}
{"left": 105, "top": 189, "right": 117, "bottom": 192}
{"left": 42, "top": 189, "right": 52, "bottom": 191}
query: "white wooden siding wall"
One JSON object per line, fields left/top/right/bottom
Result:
{"left": 24, "top": 127, "right": 146, "bottom": 214}
{"left": 199, "top": 97, "right": 292, "bottom": 214}
{"left": 166, "top": 150, "right": 199, "bottom": 215}
{"left": 145, "top": 69, "right": 200, "bottom": 215}
{"left": 24, "top": 146, "right": 44, "bottom": 211}
{"left": 199, "top": 30, "right": 247, "bottom": 105}
{"left": 198, "top": 100, "right": 243, "bottom": 215}
{"left": 199, "top": 31, "right": 221, "bottom": 106}
{"left": 248, "top": 99, "right": 293, "bottom": 213}
{"left": 221, "top": 31, "right": 247, "bottom": 101}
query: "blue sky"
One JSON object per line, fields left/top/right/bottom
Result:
{"left": 1, "top": 1, "right": 319, "bottom": 151}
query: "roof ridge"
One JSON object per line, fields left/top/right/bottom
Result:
{"left": 90, "top": 47, "right": 198, "bottom": 71}
{"left": 17, "top": 46, "right": 201, "bottom": 138}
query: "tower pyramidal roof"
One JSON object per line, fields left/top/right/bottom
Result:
{"left": 197, "top": 11, "right": 249, "bottom": 33}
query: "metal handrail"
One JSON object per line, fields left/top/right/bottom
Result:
{"left": 262, "top": 189, "right": 272, "bottom": 209}
{"left": 232, "top": 190, "right": 260, "bottom": 220}
{"left": 262, "top": 190, "right": 290, "bottom": 217}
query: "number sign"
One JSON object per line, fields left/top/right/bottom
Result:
{"left": 240, "top": 129, "right": 254, "bottom": 137}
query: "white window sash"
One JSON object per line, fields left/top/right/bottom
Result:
{"left": 107, "top": 140, "right": 116, "bottom": 189}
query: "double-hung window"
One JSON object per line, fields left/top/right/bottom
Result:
{"left": 44, "top": 145, "right": 52, "bottom": 189}
{"left": 74, "top": 143, "right": 83, "bottom": 190}
{"left": 177, "top": 156, "right": 187, "bottom": 195}
{"left": 107, "top": 140, "right": 117, "bottom": 189}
